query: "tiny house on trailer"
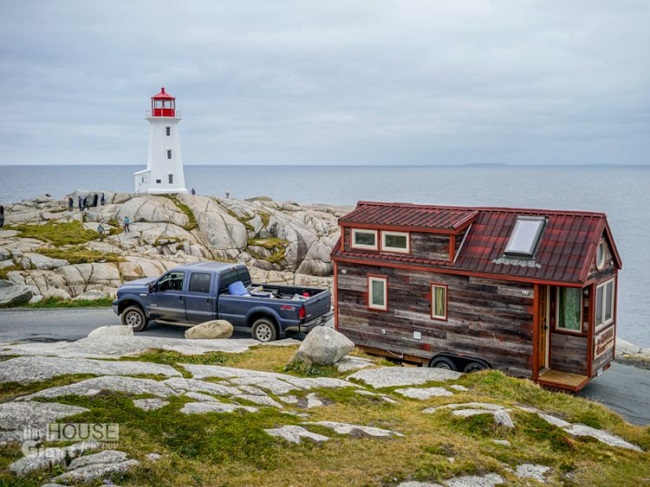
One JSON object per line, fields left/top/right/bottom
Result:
{"left": 331, "top": 201, "right": 622, "bottom": 392}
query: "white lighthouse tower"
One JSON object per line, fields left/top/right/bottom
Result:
{"left": 134, "top": 87, "right": 187, "bottom": 194}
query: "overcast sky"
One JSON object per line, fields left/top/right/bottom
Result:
{"left": 0, "top": 1, "right": 648, "bottom": 166}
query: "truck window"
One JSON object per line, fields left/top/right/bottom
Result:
{"left": 189, "top": 272, "right": 211, "bottom": 294}
{"left": 159, "top": 272, "right": 185, "bottom": 292}
{"left": 219, "top": 270, "right": 239, "bottom": 292}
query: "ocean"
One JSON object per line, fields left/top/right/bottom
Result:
{"left": 2, "top": 164, "right": 649, "bottom": 347}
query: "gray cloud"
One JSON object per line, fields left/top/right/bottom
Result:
{"left": 0, "top": 0, "right": 648, "bottom": 165}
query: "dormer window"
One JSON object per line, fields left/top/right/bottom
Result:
{"left": 504, "top": 216, "right": 546, "bottom": 257}
{"left": 352, "top": 229, "right": 378, "bottom": 250}
{"left": 382, "top": 231, "right": 410, "bottom": 253}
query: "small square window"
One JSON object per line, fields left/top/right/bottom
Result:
{"left": 352, "top": 229, "right": 378, "bottom": 250}
{"left": 156, "top": 179, "right": 162, "bottom": 184}
{"left": 368, "top": 276, "right": 387, "bottom": 311}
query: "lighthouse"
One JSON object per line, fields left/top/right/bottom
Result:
{"left": 134, "top": 87, "right": 188, "bottom": 194}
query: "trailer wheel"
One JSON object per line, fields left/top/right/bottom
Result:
{"left": 463, "top": 361, "right": 488, "bottom": 373}
{"left": 251, "top": 318, "right": 278, "bottom": 342}
{"left": 429, "top": 356, "right": 458, "bottom": 371}
{"left": 121, "top": 305, "right": 148, "bottom": 332}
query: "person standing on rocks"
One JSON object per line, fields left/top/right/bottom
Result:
{"left": 68, "top": 197, "right": 74, "bottom": 211}
{"left": 97, "top": 223, "right": 105, "bottom": 241}
{"left": 100, "top": 193, "right": 105, "bottom": 205}
{"left": 123, "top": 216, "right": 130, "bottom": 233}
{"left": 78, "top": 196, "right": 83, "bottom": 211}
{"left": 0, "top": 205, "right": 4, "bottom": 229}
{"left": 93, "top": 193, "right": 99, "bottom": 207}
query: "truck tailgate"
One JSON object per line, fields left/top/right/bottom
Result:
{"left": 303, "top": 289, "right": 331, "bottom": 321}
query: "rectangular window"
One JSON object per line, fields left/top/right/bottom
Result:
{"left": 189, "top": 273, "right": 211, "bottom": 294}
{"left": 368, "top": 276, "right": 387, "bottom": 311}
{"left": 167, "top": 150, "right": 172, "bottom": 159}
{"left": 556, "top": 287, "right": 582, "bottom": 332}
{"left": 595, "top": 279, "right": 615, "bottom": 329}
{"left": 431, "top": 283, "right": 447, "bottom": 320}
{"left": 352, "top": 229, "right": 378, "bottom": 250}
{"left": 156, "top": 179, "right": 161, "bottom": 184}
{"left": 382, "top": 231, "right": 410, "bottom": 253}
{"left": 166, "top": 127, "right": 171, "bottom": 136}
{"left": 168, "top": 174, "right": 174, "bottom": 184}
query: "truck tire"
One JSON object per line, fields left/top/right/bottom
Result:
{"left": 121, "top": 305, "right": 148, "bottom": 332}
{"left": 429, "top": 356, "right": 458, "bottom": 371}
{"left": 251, "top": 318, "right": 278, "bottom": 342}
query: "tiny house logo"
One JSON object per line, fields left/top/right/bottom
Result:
{"left": 47, "top": 423, "right": 120, "bottom": 442}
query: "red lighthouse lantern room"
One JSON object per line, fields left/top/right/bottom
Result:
{"left": 151, "top": 87, "right": 176, "bottom": 117}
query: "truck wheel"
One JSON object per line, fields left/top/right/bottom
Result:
{"left": 121, "top": 305, "right": 148, "bottom": 332}
{"left": 429, "top": 356, "right": 458, "bottom": 371}
{"left": 251, "top": 318, "right": 277, "bottom": 342}
{"left": 463, "top": 361, "right": 488, "bottom": 373}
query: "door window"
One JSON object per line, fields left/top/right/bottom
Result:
{"left": 189, "top": 273, "right": 211, "bottom": 294}
{"left": 158, "top": 272, "right": 185, "bottom": 292}
{"left": 556, "top": 287, "right": 582, "bottom": 332}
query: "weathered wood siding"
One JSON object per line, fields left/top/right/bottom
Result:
{"left": 410, "top": 233, "right": 450, "bottom": 261}
{"left": 336, "top": 262, "right": 535, "bottom": 378}
{"left": 549, "top": 333, "right": 588, "bottom": 375}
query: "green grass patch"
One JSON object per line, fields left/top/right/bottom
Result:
{"left": 0, "top": 264, "right": 19, "bottom": 280}
{"left": 0, "top": 374, "right": 97, "bottom": 402}
{"left": 165, "top": 196, "right": 197, "bottom": 231}
{"left": 247, "top": 237, "right": 288, "bottom": 264}
{"left": 37, "top": 246, "right": 124, "bottom": 264}
{"left": 122, "top": 349, "right": 228, "bottom": 369}
{"left": 25, "top": 297, "right": 114, "bottom": 308}
{"left": 11, "top": 220, "right": 98, "bottom": 245}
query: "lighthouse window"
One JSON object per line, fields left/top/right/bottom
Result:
{"left": 156, "top": 179, "right": 161, "bottom": 184}
{"left": 166, "top": 127, "right": 171, "bottom": 136}
{"left": 167, "top": 150, "right": 172, "bottom": 159}
{"left": 169, "top": 174, "right": 174, "bottom": 184}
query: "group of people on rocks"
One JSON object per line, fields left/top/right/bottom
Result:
{"left": 69, "top": 193, "right": 105, "bottom": 211}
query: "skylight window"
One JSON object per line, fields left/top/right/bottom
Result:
{"left": 504, "top": 216, "right": 546, "bottom": 257}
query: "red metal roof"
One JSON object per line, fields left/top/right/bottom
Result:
{"left": 338, "top": 201, "right": 478, "bottom": 231}
{"left": 334, "top": 201, "right": 622, "bottom": 285}
{"left": 152, "top": 87, "right": 175, "bottom": 100}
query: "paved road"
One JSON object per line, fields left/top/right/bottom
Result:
{"left": 1, "top": 308, "right": 648, "bottom": 425}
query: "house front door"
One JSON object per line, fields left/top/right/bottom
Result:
{"left": 538, "top": 286, "right": 550, "bottom": 371}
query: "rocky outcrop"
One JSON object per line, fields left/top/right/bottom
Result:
{"left": 0, "top": 192, "right": 345, "bottom": 303}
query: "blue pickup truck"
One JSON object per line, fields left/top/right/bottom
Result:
{"left": 112, "top": 262, "right": 332, "bottom": 341}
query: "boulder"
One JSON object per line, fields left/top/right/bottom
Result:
{"left": 289, "top": 326, "right": 355, "bottom": 366}
{"left": 88, "top": 325, "right": 134, "bottom": 338}
{"left": 0, "top": 279, "right": 32, "bottom": 307}
{"left": 185, "top": 320, "right": 234, "bottom": 339}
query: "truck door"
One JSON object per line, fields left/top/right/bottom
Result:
{"left": 149, "top": 271, "right": 187, "bottom": 322}
{"left": 184, "top": 272, "right": 216, "bottom": 323}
